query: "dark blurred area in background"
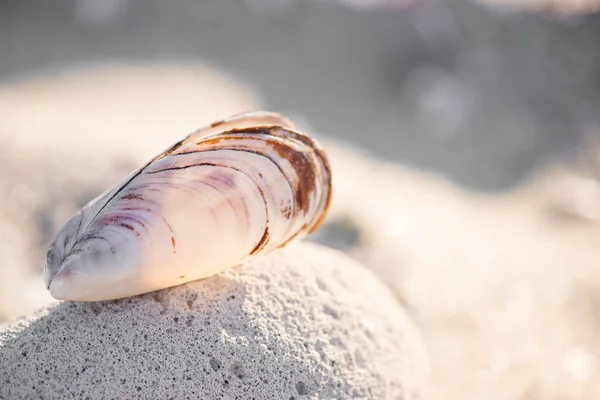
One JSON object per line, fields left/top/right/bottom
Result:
{"left": 1, "top": 0, "right": 600, "bottom": 190}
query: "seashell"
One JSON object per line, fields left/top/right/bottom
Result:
{"left": 44, "top": 112, "right": 332, "bottom": 301}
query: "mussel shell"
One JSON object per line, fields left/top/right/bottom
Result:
{"left": 44, "top": 112, "right": 332, "bottom": 301}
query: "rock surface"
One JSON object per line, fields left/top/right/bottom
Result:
{"left": 0, "top": 242, "right": 427, "bottom": 400}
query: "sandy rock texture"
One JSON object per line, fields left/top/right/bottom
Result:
{"left": 0, "top": 242, "right": 426, "bottom": 400}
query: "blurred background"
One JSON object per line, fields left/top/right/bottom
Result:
{"left": 2, "top": 0, "right": 600, "bottom": 189}
{"left": 3, "top": 0, "right": 600, "bottom": 399}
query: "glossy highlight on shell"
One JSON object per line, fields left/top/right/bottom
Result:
{"left": 44, "top": 112, "right": 332, "bottom": 301}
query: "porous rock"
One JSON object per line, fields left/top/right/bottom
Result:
{"left": 0, "top": 242, "right": 426, "bottom": 400}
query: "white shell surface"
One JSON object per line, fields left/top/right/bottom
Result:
{"left": 44, "top": 112, "right": 332, "bottom": 301}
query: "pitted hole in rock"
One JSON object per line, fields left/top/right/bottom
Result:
{"left": 149, "top": 292, "right": 168, "bottom": 314}
{"left": 89, "top": 303, "right": 102, "bottom": 316}
{"left": 231, "top": 362, "right": 245, "bottom": 379}
{"left": 185, "top": 292, "right": 198, "bottom": 310}
{"left": 295, "top": 381, "right": 308, "bottom": 395}
{"left": 210, "top": 358, "right": 221, "bottom": 372}
{"left": 150, "top": 292, "right": 161, "bottom": 303}
{"left": 185, "top": 315, "right": 195, "bottom": 327}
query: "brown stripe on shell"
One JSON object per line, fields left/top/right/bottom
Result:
{"left": 265, "top": 137, "right": 317, "bottom": 218}
{"left": 250, "top": 226, "right": 270, "bottom": 255}
{"left": 156, "top": 138, "right": 186, "bottom": 160}
{"left": 210, "top": 118, "right": 226, "bottom": 128}
{"left": 120, "top": 223, "right": 138, "bottom": 235}
{"left": 196, "top": 126, "right": 332, "bottom": 233}
{"left": 174, "top": 130, "right": 318, "bottom": 217}
{"left": 257, "top": 127, "right": 332, "bottom": 233}
{"left": 196, "top": 126, "right": 332, "bottom": 232}
{"left": 161, "top": 216, "right": 176, "bottom": 254}
{"left": 121, "top": 193, "right": 144, "bottom": 200}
